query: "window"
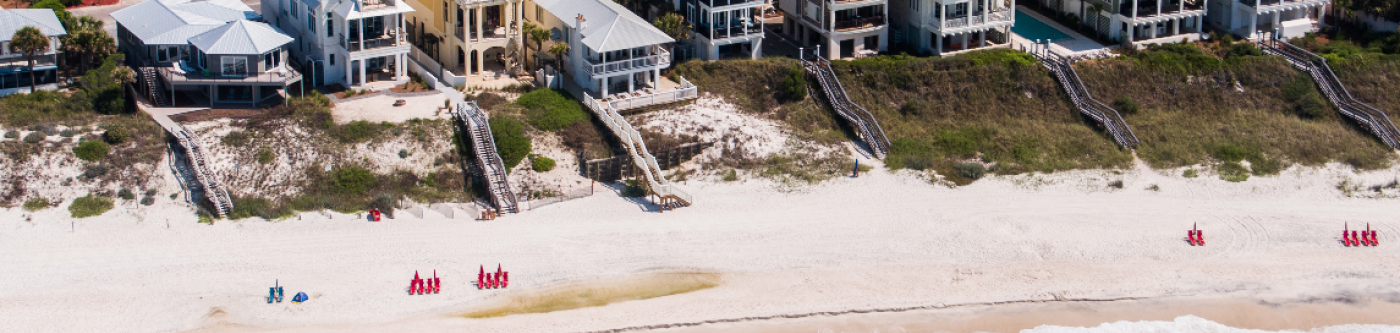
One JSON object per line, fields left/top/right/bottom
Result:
{"left": 327, "top": 19, "right": 334, "bottom": 37}
{"left": 535, "top": 4, "right": 541, "bottom": 21}
{"left": 222, "top": 57, "right": 248, "bottom": 75}
{"left": 292, "top": 1, "right": 298, "bottom": 18}
{"left": 443, "top": 2, "right": 448, "bottom": 22}
{"left": 330, "top": 54, "right": 335, "bottom": 66}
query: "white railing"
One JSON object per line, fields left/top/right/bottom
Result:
{"left": 607, "top": 77, "right": 699, "bottom": 110}
{"left": 455, "top": 101, "right": 520, "bottom": 213}
{"left": 587, "top": 48, "right": 672, "bottom": 77}
{"left": 931, "top": 9, "right": 1013, "bottom": 30}
{"left": 582, "top": 92, "right": 692, "bottom": 206}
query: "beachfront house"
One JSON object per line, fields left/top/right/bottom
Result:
{"left": 113, "top": 0, "right": 302, "bottom": 107}
{"left": 1031, "top": 0, "right": 1207, "bottom": 46}
{"left": 775, "top": 0, "right": 889, "bottom": 60}
{"left": 0, "top": 8, "right": 67, "bottom": 96}
{"left": 890, "top": 0, "right": 1015, "bottom": 56}
{"left": 264, "top": 0, "right": 415, "bottom": 88}
{"left": 1205, "top": 0, "right": 1326, "bottom": 40}
{"left": 400, "top": 0, "right": 522, "bottom": 79}
{"left": 679, "top": 0, "right": 767, "bottom": 60}
{"left": 525, "top": 0, "right": 676, "bottom": 99}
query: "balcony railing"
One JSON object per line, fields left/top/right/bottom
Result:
{"left": 930, "top": 9, "right": 1012, "bottom": 30}
{"left": 834, "top": 16, "right": 885, "bottom": 31}
{"left": 346, "top": 33, "right": 404, "bottom": 52}
{"left": 1120, "top": 1, "right": 1205, "bottom": 17}
{"left": 701, "top": 0, "right": 763, "bottom": 7}
{"left": 1239, "top": 0, "right": 1322, "bottom": 9}
{"left": 696, "top": 21, "right": 764, "bottom": 40}
{"left": 158, "top": 65, "right": 303, "bottom": 85}
{"left": 584, "top": 47, "right": 672, "bottom": 77}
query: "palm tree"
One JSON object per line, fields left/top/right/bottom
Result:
{"left": 548, "top": 43, "right": 569, "bottom": 70}
{"left": 527, "top": 25, "right": 552, "bottom": 70}
{"left": 10, "top": 26, "right": 51, "bottom": 93}
{"left": 1089, "top": 4, "right": 1106, "bottom": 41}
{"left": 112, "top": 66, "right": 136, "bottom": 86}
{"left": 61, "top": 16, "right": 116, "bottom": 73}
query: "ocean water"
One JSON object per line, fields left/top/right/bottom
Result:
{"left": 1021, "top": 315, "right": 1400, "bottom": 333}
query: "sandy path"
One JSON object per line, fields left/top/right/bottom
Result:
{"left": 0, "top": 160, "right": 1397, "bottom": 332}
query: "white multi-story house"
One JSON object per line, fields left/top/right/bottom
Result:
{"left": 1207, "top": 0, "right": 1326, "bottom": 40}
{"left": 890, "top": 0, "right": 1015, "bottom": 56}
{"left": 525, "top": 0, "right": 676, "bottom": 97}
{"left": 401, "top": 0, "right": 523, "bottom": 77}
{"left": 1038, "top": 0, "right": 1208, "bottom": 46}
{"left": 679, "top": 0, "right": 767, "bottom": 60}
{"left": 775, "top": 0, "right": 889, "bottom": 59}
{"left": 0, "top": 8, "right": 66, "bottom": 96}
{"left": 264, "top": 0, "right": 415, "bottom": 88}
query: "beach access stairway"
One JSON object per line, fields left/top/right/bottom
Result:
{"left": 1025, "top": 45, "right": 1141, "bottom": 149}
{"left": 138, "top": 67, "right": 171, "bottom": 107}
{"left": 801, "top": 56, "right": 891, "bottom": 158}
{"left": 156, "top": 118, "right": 232, "bottom": 216}
{"left": 454, "top": 101, "right": 520, "bottom": 214}
{"left": 582, "top": 94, "right": 693, "bottom": 209}
{"left": 1260, "top": 37, "right": 1400, "bottom": 150}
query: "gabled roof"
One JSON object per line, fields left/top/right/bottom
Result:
{"left": 0, "top": 9, "right": 68, "bottom": 43}
{"left": 189, "top": 20, "right": 293, "bottom": 55}
{"left": 534, "top": 0, "right": 674, "bottom": 52}
{"left": 112, "top": 0, "right": 260, "bottom": 45}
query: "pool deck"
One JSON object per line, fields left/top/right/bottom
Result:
{"left": 1010, "top": 6, "right": 1115, "bottom": 58}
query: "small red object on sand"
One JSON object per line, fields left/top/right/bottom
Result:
{"left": 1197, "top": 230, "right": 1204, "bottom": 246}
{"left": 495, "top": 264, "right": 503, "bottom": 288}
{"left": 1344, "top": 223, "right": 1353, "bottom": 247}
{"left": 478, "top": 265, "right": 485, "bottom": 290}
{"left": 434, "top": 270, "right": 441, "bottom": 293}
{"left": 502, "top": 271, "right": 509, "bottom": 288}
{"left": 1353, "top": 231, "right": 1360, "bottom": 246}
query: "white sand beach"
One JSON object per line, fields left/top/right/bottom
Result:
{"left": 2, "top": 155, "right": 1399, "bottom": 332}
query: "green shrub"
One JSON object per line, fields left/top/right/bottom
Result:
{"left": 721, "top": 169, "right": 739, "bottom": 181}
{"left": 222, "top": 130, "right": 251, "bottom": 147}
{"left": 68, "top": 195, "right": 114, "bottom": 218}
{"left": 1183, "top": 168, "right": 1199, "bottom": 178}
{"left": 117, "top": 188, "right": 135, "bottom": 200}
{"left": 1211, "top": 143, "right": 1255, "bottom": 163}
{"left": 60, "top": 129, "right": 75, "bottom": 137}
{"left": 140, "top": 196, "right": 155, "bottom": 206}
{"left": 1226, "top": 43, "right": 1264, "bottom": 58}
{"left": 398, "top": 149, "right": 410, "bottom": 159}
{"left": 256, "top": 148, "right": 274, "bottom": 164}
{"left": 103, "top": 126, "right": 130, "bottom": 144}
{"left": 489, "top": 118, "right": 531, "bottom": 170}
{"left": 334, "top": 120, "right": 380, "bottom": 143}
{"left": 1295, "top": 93, "right": 1328, "bottom": 119}
{"left": 621, "top": 180, "right": 647, "bottom": 197}
{"left": 22, "top": 197, "right": 50, "bottom": 211}
{"left": 780, "top": 65, "right": 808, "bottom": 101}
{"left": 954, "top": 163, "right": 986, "bottom": 180}
{"left": 1218, "top": 162, "right": 1250, "bottom": 182}
{"left": 228, "top": 196, "right": 293, "bottom": 220}
{"left": 72, "top": 140, "right": 110, "bottom": 161}
{"left": 23, "top": 131, "right": 46, "bottom": 143}
{"left": 531, "top": 156, "right": 556, "bottom": 172}
{"left": 369, "top": 193, "right": 397, "bottom": 217}
{"left": 83, "top": 164, "right": 109, "bottom": 179}
{"left": 517, "top": 89, "right": 587, "bottom": 131}
{"left": 1113, "top": 96, "right": 1140, "bottom": 114}
{"left": 60, "top": 0, "right": 82, "bottom": 8}
{"left": 330, "top": 166, "right": 378, "bottom": 194}
{"left": 3, "top": 131, "right": 17, "bottom": 139}
{"left": 1250, "top": 156, "right": 1284, "bottom": 176}
{"left": 898, "top": 101, "right": 920, "bottom": 116}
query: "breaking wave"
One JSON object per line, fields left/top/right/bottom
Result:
{"left": 1021, "top": 315, "right": 1400, "bottom": 333}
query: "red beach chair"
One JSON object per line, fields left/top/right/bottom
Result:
{"left": 1344, "top": 224, "right": 1353, "bottom": 247}
{"left": 1353, "top": 231, "right": 1360, "bottom": 247}
{"left": 434, "top": 270, "right": 441, "bottom": 293}
{"left": 412, "top": 271, "right": 422, "bottom": 294}
{"left": 478, "top": 265, "right": 485, "bottom": 290}
{"left": 495, "top": 265, "right": 503, "bottom": 289}
{"left": 1372, "top": 230, "right": 1379, "bottom": 246}
{"left": 1188, "top": 230, "right": 1196, "bottom": 246}
{"left": 1366, "top": 224, "right": 1376, "bottom": 246}
{"left": 502, "top": 271, "right": 509, "bottom": 288}
{"left": 1197, "top": 230, "right": 1204, "bottom": 246}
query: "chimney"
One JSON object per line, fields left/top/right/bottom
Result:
{"left": 576, "top": 14, "right": 587, "bottom": 30}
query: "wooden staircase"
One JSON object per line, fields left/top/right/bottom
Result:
{"left": 139, "top": 67, "right": 171, "bottom": 107}
{"left": 1027, "top": 45, "right": 1140, "bottom": 149}
{"left": 801, "top": 56, "right": 892, "bottom": 158}
{"left": 168, "top": 125, "right": 232, "bottom": 216}
{"left": 454, "top": 101, "right": 520, "bottom": 214}
{"left": 1260, "top": 37, "right": 1400, "bottom": 150}
{"left": 581, "top": 94, "right": 692, "bottom": 210}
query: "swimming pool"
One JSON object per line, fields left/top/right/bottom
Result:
{"left": 1012, "top": 11, "right": 1074, "bottom": 42}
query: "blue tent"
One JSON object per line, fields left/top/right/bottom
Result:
{"left": 292, "top": 292, "right": 308, "bottom": 303}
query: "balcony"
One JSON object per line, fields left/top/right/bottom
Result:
{"left": 834, "top": 16, "right": 885, "bottom": 32}
{"left": 583, "top": 47, "right": 672, "bottom": 77}
{"left": 701, "top": 0, "right": 764, "bottom": 8}
{"left": 930, "top": 9, "right": 1012, "bottom": 30}
{"left": 343, "top": 31, "right": 404, "bottom": 52}
{"left": 158, "top": 66, "right": 303, "bottom": 85}
{"left": 0, "top": 55, "right": 58, "bottom": 72}
{"left": 1238, "top": 0, "right": 1327, "bottom": 10}
{"left": 695, "top": 20, "right": 764, "bottom": 40}
{"left": 1120, "top": 0, "right": 1205, "bottom": 18}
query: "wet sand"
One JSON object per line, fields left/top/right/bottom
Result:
{"left": 656, "top": 296, "right": 1400, "bottom": 333}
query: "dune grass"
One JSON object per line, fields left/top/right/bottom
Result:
{"left": 461, "top": 272, "right": 721, "bottom": 319}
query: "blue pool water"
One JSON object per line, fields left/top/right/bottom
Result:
{"left": 1012, "top": 11, "right": 1074, "bottom": 42}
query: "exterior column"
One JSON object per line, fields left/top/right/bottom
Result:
{"left": 1131, "top": 0, "right": 1138, "bottom": 18}
{"left": 935, "top": 32, "right": 942, "bottom": 55}
{"left": 1156, "top": 0, "right": 1162, "bottom": 16}
{"left": 345, "top": 58, "right": 352, "bottom": 86}
{"left": 1317, "top": 5, "right": 1325, "bottom": 26}
{"left": 476, "top": 49, "right": 485, "bottom": 75}
{"left": 1249, "top": 13, "right": 1258, "bottom": 39}
{"left": 960, "top": 32, "right": 967, "bottom": 50}
{"left": 359, "top": 60, "right": 366, "bottom": 86}
{"left": 476, "top": 6, "right": 484, "bottom": 41}
{"left": 1196, "top": 16, "right": 1203, "bottom": 33}
{"left": 979, "top": 30, "right": 986, "bottom": 47}
{"left": 358, "top": 19, "right": 365, "bottom": 51}
{"left": 601, "top": 78, "right": 608, "bottom": 96}
{"left": 396, "top": 54, "right": 403, "bottom": 80}
{"left": 627, "top": 73, "right": 634, "bottom": 93}
{"left": 653, "top": 68, "right": 660, "bottom": 88}
{"left": 209, "top": 85, "right": 214, "bottom": 107}
{"left": 1272, "top": 11, "right": 1281, "bottom": 32}
{"left": 1173, "top": 18, "right": 1181, "bottom": 36}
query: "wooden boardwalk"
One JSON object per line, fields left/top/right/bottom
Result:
{"left": 153, "top": 113, "right": 233, "bottom": 217}
{"left": 453, "top": 101, "right": 520, "bottom": 214}
{"left": 1026, "top": 44, "right": 1141, "bottom": 149}
{"left": 801, "top": 57, "right": 891, "bottom": 158}
{"left": 1261, "top": 37, "right": 1400, "bottom": 150}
